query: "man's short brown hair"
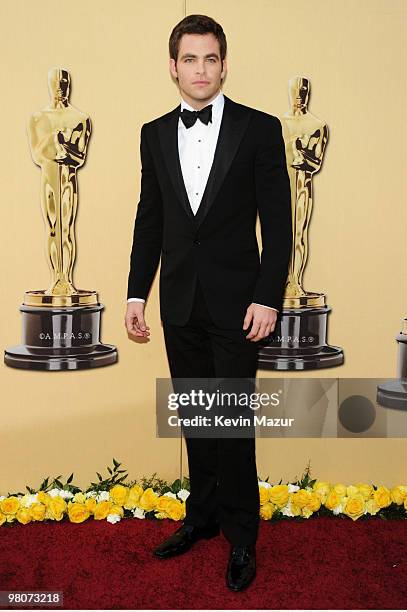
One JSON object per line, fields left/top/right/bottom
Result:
{"left": 169, "top": 14, "right": 227, "bottom": 62}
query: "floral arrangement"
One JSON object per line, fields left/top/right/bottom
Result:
{"left": 1, "top": 459, "right": 406, "bottom": 527}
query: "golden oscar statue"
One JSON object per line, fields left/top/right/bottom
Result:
{"left": 377, "top": 318, "right": 407, "bottom": 408}
{"left": 258, "top": 76, "right": 343, "bottom": 370}
{"left": 4, "top": 68, "right": 117, "bottom": 370}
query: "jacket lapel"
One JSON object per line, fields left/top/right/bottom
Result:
{"left": 158, "top": 104, "right": 195, "bottom": 222}
{"left": 158, "top": 95, "right": 252, "bottom": 227}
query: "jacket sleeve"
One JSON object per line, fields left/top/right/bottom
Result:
{"left": 252, "top": 115, "right": 292, "bottom": 311}
{"left": 127, "top": 123, "right": 163, "bottom": 300}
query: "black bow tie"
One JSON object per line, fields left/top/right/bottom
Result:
{"left": 179, "top": 104, "right": 213, "bottom": 128}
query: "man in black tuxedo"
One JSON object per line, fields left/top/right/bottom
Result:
{"left": 125, "top": 14, "right": 292, "bottom": 591}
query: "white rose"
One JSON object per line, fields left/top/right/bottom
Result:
{"left": 20, "top": 494, "right": 38, "bottom": 507}
{"left": 164, "top": 492, "right": 177, "bottom": 499}
{"left": 48, "top": 488, "right": 62, "bottom": 498}
{"left": 133, "top": 507, "right": 146, "bottom": 519}
{"left": 85, "top": 491, "right": 97, "bottom": 498}
{"left": 177, "top": 489, "right": 190, "bottom": 501}
{"left": 96, "top": 491, "right": 110, "bottom": 502}
{"left": 56, "top": 489, "right": 74, "bottom": 499}
{"left": 258, "top": 481, "right": 271, "bottom": 489}
{"left": 281, "top": 501, "right": 294, "bottom": 517}
{"left": 288, "top": 484, "right": 300, "bottom": 493}
{"left": 106, "top": 513, "right": 121, "bottom": 524}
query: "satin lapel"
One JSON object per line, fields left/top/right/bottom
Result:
{"left": 194, "top": 95, "right": 252, "bottom": 229}
{"left": 157, "top": 105, "right": 195, "bottom": 222}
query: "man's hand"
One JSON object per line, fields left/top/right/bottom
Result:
{"left": 243, "top": 303, "right": 277, "bottom": 342}
{"left": 125, "top": 302, "right": 150, "bottom": 341}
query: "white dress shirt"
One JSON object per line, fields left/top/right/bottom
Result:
{"left": 128, "top": 90, "right": 277, "bottom": 313}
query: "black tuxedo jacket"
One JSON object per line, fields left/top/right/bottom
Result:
{"left": 127, "top": 95, "right": 292, "bottom": 329}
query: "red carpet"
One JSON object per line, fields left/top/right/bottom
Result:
{"left": 1, "top": 516, "right": 407, "bottom": 609}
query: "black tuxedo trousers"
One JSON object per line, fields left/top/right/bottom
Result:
{"left": 163, "top": 279, "right": 260, "bottom": 546}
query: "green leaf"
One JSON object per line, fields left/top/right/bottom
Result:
{"left": 67, "top": 473, "right": 74, "bottom": 484}
{"left": 171, "top": 479, "right": 181, "bottom": 493}
{"left": 96, "top": 472, "right": 103, "bottom": 482}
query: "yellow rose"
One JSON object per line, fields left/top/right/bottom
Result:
{"left": 73, "top": 492, "right": 87, "bottom": 504}
{"left": 48, "top": 497, "right": 67, "bottom": 521}
{"left": 124, "top": 485, "right": 144, "bottom": 510}
{"left": 269, "top": 485, "right": 289, "bottom": 508}
{"left": 373, "top": 486, "right": 391, "bottom": 509}
{"left": 260, "top": 502, "right": 274, "bottom": 520}
{"left": 85, "top": 498, "right": 97, "bottom": 513}
{"left": 355, "top": 483, "right": 374, "bottom": 500}
{"left": 366, "top": 498, "right": 380, "bottom": 515}
{"left": 109, "top": 485, "right": 129, "bottom": 507}
{"left": 302, "top": 507, "right": 314, "bottom": 518}
{"left": 299, "top": 491, "right": 321, "bottom": 518}
{"left": 346, "top": 485, "right": 359, "bottom": 497}
{"left": 307, "top": 491, "right": 322, "bottom": 513}
{"left": 94, "top": 501, "right": 113, "bottom": 520}
{"left": 68, "top": 503, "right": 90, "bottom": 524}
{"left": 156, "top": 496, "right": 174, "bottom": 514}
{"left": 166, "top": 500, "right": 185, "bottom": 521}
{"left": 292, "top": 490, "right": 311, "bottom": 509}
{"left": 391, "top": 485, "right": 407, "bottom": 506}
{"left": 0, "top": 496, "right": 20, "bottom": 515}
{"left": 290, "top": 500, "right": 302, "bottom": 517}
{"left": 332, "top": 484, "right": 347, "bottom": 498}
{"left": 139, "top": 488, "right": 158, "bottom": 512}
{"left": 259, "top": 485, "right": 270, "bottom": 505}
{"left": 110, "top": 505, "right": 124, "bottom": 517}
{"left": 325, "top": 489, "right": 341, "bottom": 511}
{"left": 313, "top": 481, "right": 331, "bottom": 503}
{"left": 16, "top": 508, "right": 31, "bottom": 524}
{"left": 29, "top": 503, "right": 46, "bottom": 522}
{"left": 0, "top": 512, "right": 6, "bottom": 526}
{"left": 37, "top": 491, "right": 51, "bottom": 506}
{"left": 343, "top": 494, "right": 366, "bottom": 521}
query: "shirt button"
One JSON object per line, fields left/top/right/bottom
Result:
{"left": 195, "top": 192, "right": 198, "bottom": 195}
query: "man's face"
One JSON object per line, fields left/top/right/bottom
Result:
{"left": 169, "top": 33, "right": 227, "bottom": 108}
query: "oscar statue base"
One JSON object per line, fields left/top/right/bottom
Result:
{"left": 24, "top": 289, "right": 98, "bottom": 308}
{"left": 377, "top": 330, "right": 407, "bottom": 409}
{"left": 377, "top": 380, "right": 407, "bottom": 410}
{"left": 4, "top": 304, "right": 117, "bottom": 371}
{"left": 257, "top": 305, "right": 344, "bottom": 371}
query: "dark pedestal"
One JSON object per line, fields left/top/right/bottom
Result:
{"left": 377, "top": 332, "right": 407, "bottom": 409}
{"left": 4, "top": 304, "right": 117, "bottom": 371}
{"left": 257, "top": 305, "right": 344, "bottom": 371}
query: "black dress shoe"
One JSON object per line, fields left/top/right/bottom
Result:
{"left": 153, "top": 523, "right": 220, "bottom": 559}
{"left": 226, "top": 545, "right": 256, "bottom": 591}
